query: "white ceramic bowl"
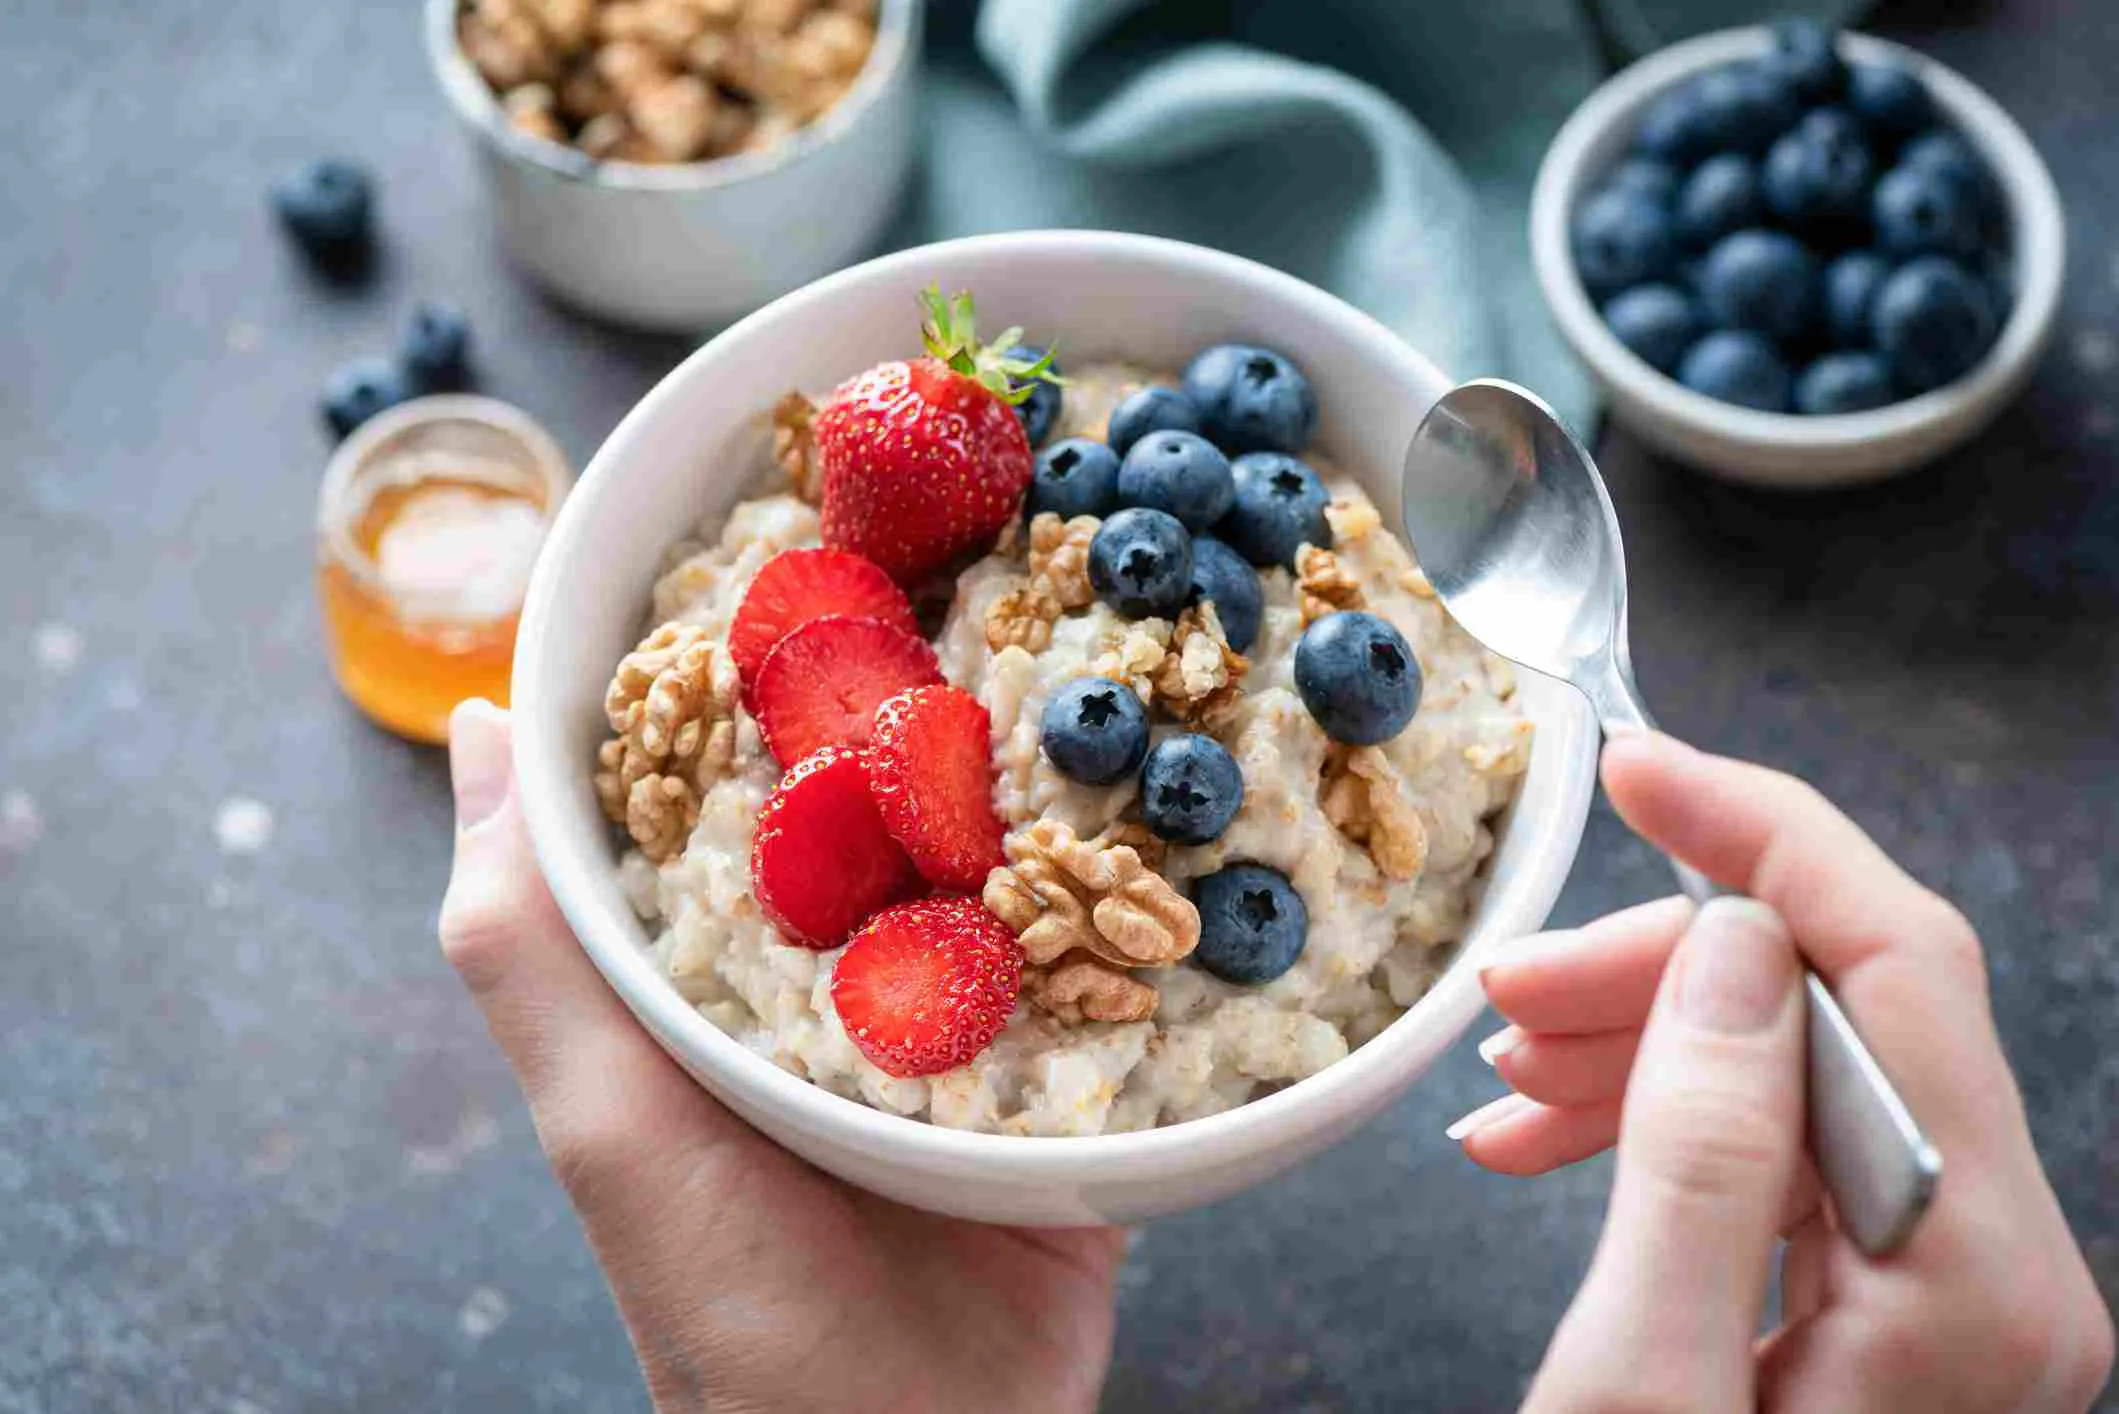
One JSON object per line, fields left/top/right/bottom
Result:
{"left": 425, "top": 0, "right": 921, "bottom": 331}
{"left": 1531, "top": 28, "right": 2064, "bottom": 488}
{"left": 511, "top": 231, "right": 1600, "bottom": 1226}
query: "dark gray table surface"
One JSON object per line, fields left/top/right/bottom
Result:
{"left": 4, "top": 2, "right": 2113, "bottom": 1411}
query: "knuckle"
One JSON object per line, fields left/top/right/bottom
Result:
{"left": 2074, "top": 1299, "right": 2118, "bottom": 1405}
{"left": 1626, "top": 1091, "right": 1789, "bottom": 1208}
{"left": 1913, "top": 891, "right": 1986, "bottom": 975}
{"left": 436, "top": 873, "right": 524, "bottom": 993}
{"left": 535, "top": 1102, "right": 641, "bottom": 1201}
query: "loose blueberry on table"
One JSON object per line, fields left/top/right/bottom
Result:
{"left": 271, "top": 158, "right": 374, "bottom": 263}
{"left": 1573, "top": 18, "right": 2012, "bottom": 414}
{"left": 400, "top": 300, "right": 474, "bottom": 393}
{"left": 320, "top": 356, "right": 410, "bottom": 440}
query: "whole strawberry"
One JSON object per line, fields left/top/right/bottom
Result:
{"left": 815, "top": 287, "right": 1058, "bottom": 585}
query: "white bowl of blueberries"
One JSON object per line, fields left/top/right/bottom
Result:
{"left": 1531, "top": 19, "right": 2064, "bottom": 487}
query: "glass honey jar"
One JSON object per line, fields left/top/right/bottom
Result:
{"left": 316, "top": 396, "right": 572, "bottom": 745}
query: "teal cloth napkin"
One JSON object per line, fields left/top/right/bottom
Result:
{"left": 889, "top": 0, "right": 1861, "bottom": 430}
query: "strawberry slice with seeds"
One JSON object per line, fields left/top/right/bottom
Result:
{"left": 830, "top": 897, "right": 1024, "bottom": 1077}
{"left": 868, "top": 685, "right": 1006, "bottom": 892}
{"left": 751, "top": 746, "right": 922, "bottom": 949}
{"left": 729, "top": 548, "right": 920, "bottom": 695}
{"left": 751, "top": 614, "right": 941, "bottom": 765}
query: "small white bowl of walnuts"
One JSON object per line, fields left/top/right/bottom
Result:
{"left": 427, "top": 0, "right": 920, "bottom": 330}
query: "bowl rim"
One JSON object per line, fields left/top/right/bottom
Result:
{"left": 1529, "top": 26, "right": 2066, "bottom": 451}
{"left": 512, "top": 229, "right": 1600, "bottom": 1179}
{"left": 422, "top": 0, "right": 918, "bottom": 193}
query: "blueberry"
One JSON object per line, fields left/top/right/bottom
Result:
{"left": 1293, "top": 610, "right": 1422, "bottom": 746}
{"left": 1676, "top": 154, "right": 1763, "bottom": 250}
{"left": 1039, "top": 676, "right": 1150, "bottom": 786}
{"left": 1677, "top": 330, "right": 1792, "bottom": 412}
{"left": 1730, "top": 61, "right": 1802, "bottom": 147}
{"left": 1182, "top": 344, "right": 1318, "bottom": 455}
{"left": 1823, "top": 251, "right": 1894, "bottom": 347}
{"left": 1217, "top": 452, "right": 1332, "bottom": 568}
{"left": 1762, "top": 119, "right": 1874, "bottom": 235}
{"left": 1088, "top": 507, "right": 1194, "bottom": 619}
{"left": 1117, "top": 430, "right": 1235, "bottom": 530}
{"left": 321, "top": 356, "right": 411, "bottom": 440}
{"left": 1795, "top": 105, "right": 1865, "bottom": 152}
{"left": 1009, "top": 345, "right": 1062, "bottom": 446}
{"left": 1192, "top": 864, "right": 1308, "bottom": 984}
{"left": 1026, "top": 437, "right": 1120, "bottom": 521}
{"left": 1633, "top": 84, "right": 1712, "bottom": 164}
{"left": 1763, "top": 18, "right": 1848, "bottom": 104}
{"left": 399, "top": 300, "right": 473, "bottom": 392}
{"left": 1188, "top": 536, "right": 1264, "bottom": 653}
{"left": 1900, "top": 129, "right": 1996, "bottom": 211}
{"left": 1849, "top": 61, "right": 1934, "bottom": 141}
{"left": 1603, "top": 284, "right": 1700, "bottom": 374}
{"left": 1871, "top": 256, "right": 1998, "bottom": 393}
{"left": 1699, "top": 230, "right": 1820, "bottom": 344}
{"left": 1794, "top": 351, "right": 1896, "bottom": 415}
{"left": 271, "top": 158, "right": 374, "bottom": 259}
{"left": 1107, "top": 385, "right": 1202, "bottom": 457}
{"left": 1140, "top": 734, "right": 1244, "bottom": 845}
{"left": 1603, "top": 157, "right": 1680, "bottom": 204}
{"left": 1687, "top": 65, "right": 1774, "bottom": 153}
{"left": 1872, "top": 164, "right": 1982, "bottom": 260}
{"left": 1570, "top": 189, "right": 1677, "bottom": 298}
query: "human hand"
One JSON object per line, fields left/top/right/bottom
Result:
{"left": 437, "top": 701, "right": 1123, "bottom": 1414}
{"left": 1454, "top": 731, "right": 2113, "bottom": 1413}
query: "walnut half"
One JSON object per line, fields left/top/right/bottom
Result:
{"left": 594, "top": 621, "right": 739, "bottom": 863}
{"left": 985, "top": 512, "right": 1099, "bottom": 654}
{"left": 1024, "top": 950, "right": 1159, "bottom": 1025}
{"left": 983, "top": 820, "right": 1199, "bottom": 971}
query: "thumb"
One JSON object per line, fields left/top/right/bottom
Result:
{"left": 1526, "top": 898, "right": 1806, "bottom": 1413}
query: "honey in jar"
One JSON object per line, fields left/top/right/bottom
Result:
{"left": 316, "top": 397, "right": 571, "bottom": 745}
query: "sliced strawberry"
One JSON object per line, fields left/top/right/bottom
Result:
{"left": 751, "top": 614, "right": 941, "bottom": 765}
{"left": 728, "top": 548, "right": 919, "bottom": 695}
{"left": 815, "top": 289, "right": 1050, "bottom": 585}
{"left": 868, "top": 685, "right": 1005, "bottom": 892}
{"left": 830, "top": 897, "right": 1024, "bottom": 1077}
{"left": 751, "top": 746, "right": 921, "bottom": 949}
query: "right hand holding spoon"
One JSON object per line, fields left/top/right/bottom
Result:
{"left": 1453, "top": 731, "right": 2114, "bottom": 1412}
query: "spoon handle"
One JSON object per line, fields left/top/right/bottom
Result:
{"left": 1598, "top": 708, "right": 1941, "bottom": 1256}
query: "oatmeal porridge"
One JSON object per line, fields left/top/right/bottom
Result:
{"left": 593, "top": 292, "right": 1532, "bottom": 1136}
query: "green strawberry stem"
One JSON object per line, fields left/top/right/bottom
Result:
{"left": 918, "top": 284, "right": 1063, "bottom": 407}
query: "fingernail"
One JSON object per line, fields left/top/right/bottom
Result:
{"left": 1445, "top": 1091, "right": 1535, "bottom": 1141}
{"left": 1676, "top": 897, "right": 1795, "bottom": 1034}
{"left": 448, "top": 699, "right": 511, "bottom": 829}
{"left": 1477, "top": 1026, "right": 1525, "bottom": 1066}
{"left": 1602, "top": 719, "right": 1647, "bottom": 739}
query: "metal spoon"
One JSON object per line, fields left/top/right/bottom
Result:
{"left": 1401, "top": 378, "right": 1939, "bottom": 1257}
